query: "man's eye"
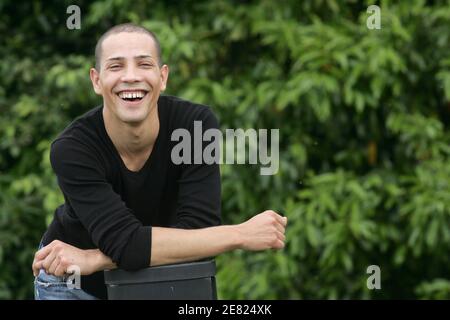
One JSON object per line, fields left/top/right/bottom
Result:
{"left": 140, "top": 64, "right": 153, "bottom": 68}
{"left": 109, "top": 65, "right": 121, "bottom": 70}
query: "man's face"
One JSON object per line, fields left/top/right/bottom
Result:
{"left": 90, "top": 32, "right": 168, "bottom": 124}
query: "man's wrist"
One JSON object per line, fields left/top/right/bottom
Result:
{"left": 88, "top": 249, "right": 111, "bottom": 272}
{"left": 99, "top": 250, "right": 117, "bottom": 271}
{"left": 226, "top": 225, "right": 244, "bottom": 250}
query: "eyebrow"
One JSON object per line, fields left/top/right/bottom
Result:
{"left": 106, "top": 55, "right": 155, "bottom": 62}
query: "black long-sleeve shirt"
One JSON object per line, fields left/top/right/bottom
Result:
{"left": 42, "top": 95, "right": 222, "bottom": 299}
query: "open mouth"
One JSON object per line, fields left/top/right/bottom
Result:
{"left": 116, "top": 90, "right": 149, "bottom": 103}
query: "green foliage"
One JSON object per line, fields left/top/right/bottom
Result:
{"left": 1, "top": 0, "right": 449, "bottom": 299}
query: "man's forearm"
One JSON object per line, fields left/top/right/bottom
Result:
{"left": 150, "top": 225, "right": 241, "bottom": 266}
{"left": 90, "top": 225, "right": 240, "bottom": 272}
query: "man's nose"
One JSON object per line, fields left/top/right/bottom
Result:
{"left": 121, "top": 65, "right": 142, "bottom": 82}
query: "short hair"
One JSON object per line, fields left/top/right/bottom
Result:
{"left": 94, "top": 23, "right": 162, "bottom": 71}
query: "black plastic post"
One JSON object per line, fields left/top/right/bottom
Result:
{"left": 104, "top": 260, "right": 217, "bottom": 300}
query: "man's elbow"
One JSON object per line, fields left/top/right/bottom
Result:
{"left": 102, "top": 226, "right": 152, "bottom": 271}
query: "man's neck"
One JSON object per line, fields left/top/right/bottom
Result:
{"left": 102, "top": 104, "right": 159, "bottom": 159}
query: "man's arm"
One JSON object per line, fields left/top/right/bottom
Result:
{"left": 32, "top": 210, "right": 287, "bottom": 276}
{"left": 151, "top": 210, "right": 286, "bottom": 266}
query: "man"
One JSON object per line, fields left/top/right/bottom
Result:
{"left": 32, "top": 23, "right": 287, "bottom": 300}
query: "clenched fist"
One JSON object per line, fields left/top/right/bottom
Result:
{"left": 236, "top": 210, "right": 287, "bottom": 251}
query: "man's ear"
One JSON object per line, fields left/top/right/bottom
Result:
{"left": 159, "top": 64, "right": 169, "bottom": 92}
{"left": 89, "top": 68, "right": 102, "bottom": 95}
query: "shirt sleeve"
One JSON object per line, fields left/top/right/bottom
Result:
{"left": 50, "top": 138, "right": 151, "bottom": 271}
{"left": 173, "top": 107, "right": 222, "bottom": 229}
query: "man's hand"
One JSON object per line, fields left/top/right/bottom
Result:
{"left": 237, "top": 210, "right": 287, "bottom": 251}
{"left": 32, "top": 240, "right": 103, "bottom": 277}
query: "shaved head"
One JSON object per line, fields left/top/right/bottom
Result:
{"left": 95, "top": 23, "right": 162, "bottom": 71}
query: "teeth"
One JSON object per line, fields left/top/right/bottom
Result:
{"left": 118, "top": 91, "right": 146, "bottom": 99}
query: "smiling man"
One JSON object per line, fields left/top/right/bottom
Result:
{"left": 32, "top": 23, "right": 287, "bottom": 300}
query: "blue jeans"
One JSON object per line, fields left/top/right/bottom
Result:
{"left": 34, "top": 241, "right": 99, "bottom": 300}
